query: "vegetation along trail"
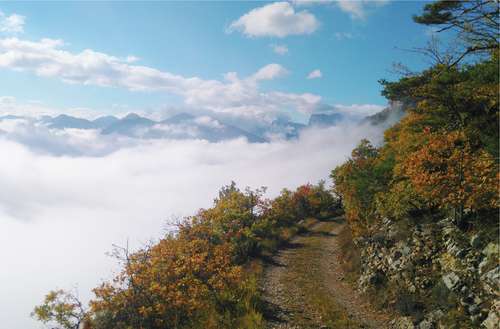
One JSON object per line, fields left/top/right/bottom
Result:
{"left": 261, "top": 217, "right": 392, "bottom": 329}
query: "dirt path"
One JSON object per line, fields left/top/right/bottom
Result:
{"left": 261, "top": 218, "right": 392, "bottom": 329}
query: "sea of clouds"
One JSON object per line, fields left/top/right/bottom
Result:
{"left": 0, "top": 121, "right": 385, "bottom": 329}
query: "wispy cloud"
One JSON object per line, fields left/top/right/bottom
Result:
{"left": 0, "top": 11, "right": 25, "bottom": 33}
{"left": 293, "top": 0, "right": 389, "bottom": 20}
{"left": 307, "top": 69, "right": 322, "bottom": 79}
{"left": 251, "top": 63, "right": 289, "bottom": 81}
{"left": 292, "top": 0, "right": 333, "bottom": 6}
{"left": 0, "top": 95, "right": 104, "bottom": 119}
{"left": 337, "top": 0, "right": 390, "bottom": 20}
{"left": 271, "top": 43, "right": 289, "bottom": 55}
{"left": 228, "top": 2, "right": 319, "bottom": 38}
{"left": 327, "top": 103, "right": 385, "bottom": 117}
{"left": 334, "top": 31, "right": 354, "bottom": 40}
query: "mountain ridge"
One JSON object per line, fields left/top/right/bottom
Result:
{"left": 0, "top": 106, "right": 394, "bottom": 143}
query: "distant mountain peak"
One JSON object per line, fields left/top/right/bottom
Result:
{"left": 44, "top": 114, "right": 94, "bottom": 129}
{"left": 123, "top": 113, "right": 142, "bottom": 120}
{"left": 0, "top": 114, "right": 25, "bottom": 121}
{"left": 92, "top": 115, "right": 119, "bottom": 128}
{"left": 308, "top": 113, "right": 343, "bottom": 127}
{"left": 94, "top": 115, "right": 117, "bottom": 120}
{"left": 54, "top": 114, "right": 71, "bottom": 119}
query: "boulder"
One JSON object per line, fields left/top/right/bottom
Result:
{"left": 470, "top": 234, "right": 483, "bottom": 249}
{"left": 468, "top": 303, "right": 479, "bottom": 315}
{"left": 418, "top": 319, "right": 433, "bottom": 329}
{"left": 425, "top": 309, "right": 444, "bottom": 323}
{"left": 481, "top": 266, "right": 500, "bottom": 295}
{"left": 442, "top": 272, "right": 461, "bottom": 291}
{"left": 482, "top": 308, "right": 499, "bottom": 329}
{"left": 482, "top": 243, "right": 499, "bottom": 258}
{"left": 479, "top": 243, "right": 499, "bottom": 274}
{"left": 479, "top": 259, "right": 489, "bottom": 275}
{"left": 401, "top": 245, "right": 411, "bottom": 256}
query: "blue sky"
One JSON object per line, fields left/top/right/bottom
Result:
{"left": 0, "top": 1, "right": 434, "bottom": 122}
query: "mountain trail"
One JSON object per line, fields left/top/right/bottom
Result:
{"left": 261, "top": 217, "right": 392, "bottom": 329}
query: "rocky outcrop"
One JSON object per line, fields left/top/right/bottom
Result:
{"left": 355, "top": 217, "right": 499, "bottom": 328}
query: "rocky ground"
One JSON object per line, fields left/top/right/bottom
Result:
{"left": 356, "top": 217, "right": 499, "bottom": 329}
{"left": 261, "top": 217, "right": 392, "bottom": 329}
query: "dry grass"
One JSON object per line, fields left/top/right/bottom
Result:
{"left": 336, "top": 222, "right": 361, "bottom": 285}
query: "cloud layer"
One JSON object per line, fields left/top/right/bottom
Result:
{"left": 0, "top": 121, "right": 385, "bottom": 329}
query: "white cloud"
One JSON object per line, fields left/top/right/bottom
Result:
{"left": 271, "top": 44, "right": 289, "bottom": 55}
{"left": 0, "top": 101, "right": 389, "bottom": 157}
{"left": 292, "top": 0, "right": 389, "bottom": 19}
{"left": 292, "top": 0, "right": 333, "bottom": 6}
{"left": 307, "top": 69, "right": 322, "bottom": 79}
{"left": 0, "top": 96, "right": 327, "bottom": 143}
{"left": 228, "top": 2, "right": 319, "bottom": 38}
{"left": 0, "top": 11, "right": 25, "bottom": 33}
{"left": 0, "top": 119, "right": 134, "bottom": 156}
{"left": 125, "top": 55, "right": 140, "bottom": 63}
{"left": 0, "top": 120, "right": 385, "bottom": 329}
{"left": 193, "top": 116, "right": 224, "bottom": 129}
{"left": 0, "top": 37, "right": 321, "bottom": 119}
{"left": 251, "top": 63, "right": 288, "bottom": 81}
{"left": 0, "top": 95, "right": 15, "bottom": 105}
{"left": 337, "top": 1, "right": 365, "bottom": 19}
{"left": 337, "top": 0, "right": 389, "bottom": 19}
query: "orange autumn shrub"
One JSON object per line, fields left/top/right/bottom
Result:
{"left": 403, "top": 130, "right": 498, "bottom": 219}
{"left": 90, "top": 235, "right": 247, "bottom": 329}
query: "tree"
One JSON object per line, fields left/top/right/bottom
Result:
{"left": 193, "top": 184, "right": 267, "bottom": 263}
{"left": 331, "top": 140, "right": 392, "bottom": 235}
{"left": 32, "top": 289, "right": 89, "bottom": 329}
{"left": 381, "top": 54, "right": 499, "bottom": 158}
{"left": 413, "top": 0, "right": 499, "bottom": 66}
